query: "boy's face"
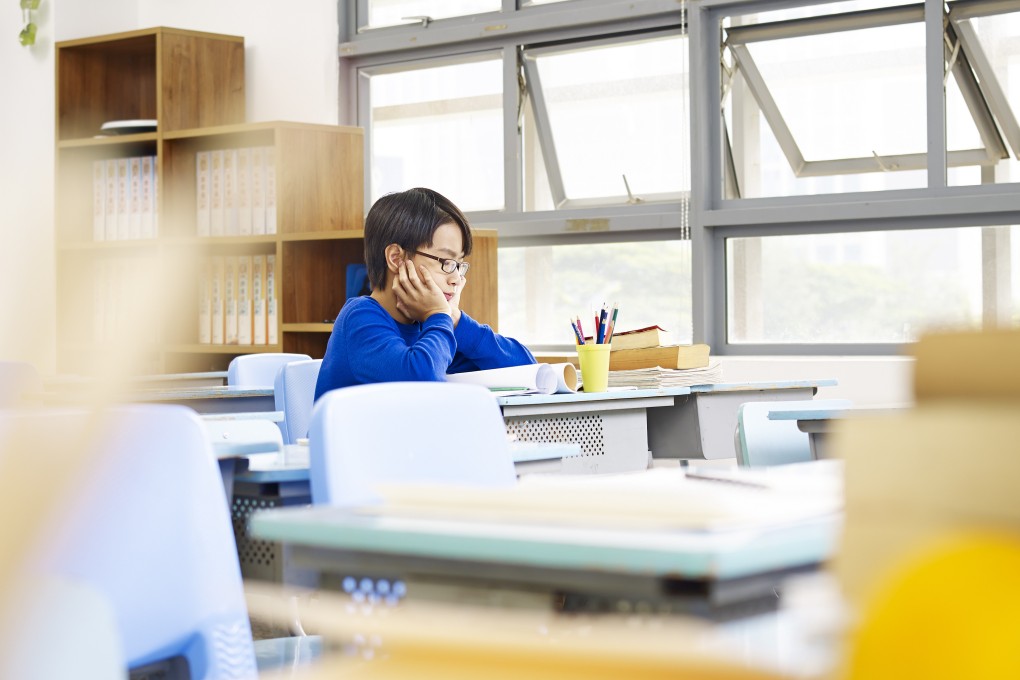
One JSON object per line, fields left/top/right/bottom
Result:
{"left": 408, "top": 222, "right": 467, "bottom": 300}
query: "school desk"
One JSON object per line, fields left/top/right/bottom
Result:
{"left": 496, "top": 379, "right": 836, "bottom": 470}
{"left": 767, "top": 404, "right": 909, "bottom": 460}
{"left": 248, "top": 465, "right": 842, "bottom": 620}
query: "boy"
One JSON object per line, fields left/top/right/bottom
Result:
{"left": 314, "top": 188, "right": 535, "bottom": 400}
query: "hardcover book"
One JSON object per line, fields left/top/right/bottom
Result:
{"left": 608, "top": 344, "right": 711, "bottom": 371}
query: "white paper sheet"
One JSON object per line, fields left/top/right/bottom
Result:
{"left": 446, "top": 363, "right": 577, "bottom": 395}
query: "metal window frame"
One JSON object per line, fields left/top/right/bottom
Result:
{"left": 691, "top": 0, "right": 1020, "bottom": 355}
{"left": 723, "top": 2, "right": 1012, "bottom": 178}
{"left": 341, "top": 0, "right": 691, "bottom": 242}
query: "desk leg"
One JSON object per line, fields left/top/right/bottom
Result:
{"left": 648, "top": 388, "right": 817, "bottom": 461}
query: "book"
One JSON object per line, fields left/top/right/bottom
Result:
{"left": 92, "top": 160, "right": 105, "bottom": 241}
{"left": 195, "top": 150, "right": 211, "bottom": 236}
{"left": 252, "top": 255, "right": 266, "bottom": 345}
{"left": 237, "top": 255, "right": 252, "bottom": 345}
{"left": 266, "top": 254, "right": 278, "bottom": 345}
{"left": 197, "top": 259, "right": 211, "bottom": 344}
{"left": 224, "top": 255, "right": 238, "bottom": 345}
{"left": 116, "top": 157, "right": 130, "bottom": 241}
{"left": 210, "top": 256, "right": 224, "bottom": 344}
{"left": 140, "top": 155, "right": 155, "bottom": 239}
{"left": 224, "top": 148, "right": 238, "bottom": 236}
{"left": 608, "top": 344, "right": 711, "bottom": 371}
{"left": 251, "top": 147, "right": 266, "bottom": 235}
{"left": 104, "top": 158, "right": 117, "bottom": 241}
{"left": 128, "top": 156, "right": 142, "bottom": 239}
{"left": 264, "top": 146, "right": 277, "bottom": 234}
{"left": 210, "top": 149, "right": 224, "bottom": 236}
{"left": 604, "top": 325, "right": 672, "bottom": 351}
{"left": 606, "top": 362, "right": 723, "bottom": 389}
{"left": 236, "top": 147, "right": 252, "bottom": 236}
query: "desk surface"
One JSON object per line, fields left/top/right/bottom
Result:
{"left": 495, "top": 379, "right": 836, "bottom": 407}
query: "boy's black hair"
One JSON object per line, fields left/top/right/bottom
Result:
{"left": 363, "top": 188, "right": 473, "bottom": 291}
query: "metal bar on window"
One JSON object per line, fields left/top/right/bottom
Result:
{"left": 728, "top": 44, "right": 806, "bottom": 175}
{"left": 926, "top": 0, "right": 947, "bottom": 188}
{"left": 725, "top": 5, "right": 923, "bottom": 45}
{"left": 947, "top": 0, "right": 1020, "bottom": 21}
{"left": 521, "top": 54, "right": 567, "bottom": 207}
{"left": 795, "top": 149, "right": 994, "bottom": 176}
{"left": 952, "top": 17, "right": 1020, "bottom": 159}
{"left": 504, "top": 46, "right": 522, "bottom": 213}
{"left": 944, "top": 23, "right": 1008, "bottom": 161}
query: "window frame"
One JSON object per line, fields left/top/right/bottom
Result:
{"left": 691, "top": 0, "right": 1020, "bottom": 355}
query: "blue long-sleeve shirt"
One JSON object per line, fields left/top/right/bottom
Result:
{"left": 314, "top": 296, "right": 536, "bottom": 400}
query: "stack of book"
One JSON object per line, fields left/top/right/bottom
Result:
{"left": 605, "top": 326, "right": 722, "bottom": 389}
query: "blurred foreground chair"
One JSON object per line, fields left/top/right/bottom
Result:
{"left": 735, "top": 399, "right": 852, "bottom": 467}
{"left": 309, "top": 382, "right": 517, "bottom": 506}
{"left": 274, "top": 359, "right": 322, "bottom": 445}
{"left": 227, "top": 353, "right": 311, "bottom": 389}
{"left": 3, "top": 405, "right": 312, "bottom": 678}
{"left": 0, "top": 360, "right": 42, "bottom": 407}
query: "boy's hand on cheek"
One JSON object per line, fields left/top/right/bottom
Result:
{"left": 448, "top": 276, "right": 466, "bottom": 328}
{"left": 393, "top": 260, "right": 451, "bottom": 323}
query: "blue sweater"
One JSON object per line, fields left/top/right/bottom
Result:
{"left": 314, "top": 296, "right": 536, "bottom": 400}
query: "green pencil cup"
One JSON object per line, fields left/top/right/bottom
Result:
{"left": 577, "top": 344, "right": 611, "bottom": 393}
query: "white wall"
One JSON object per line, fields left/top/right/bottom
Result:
{"left": 137, "top": 0, "right": 339, "bottom": 125}
{"left": 0, "top": 1, "right": 59, "bottom": 370}
{"left": 719, "top": 356, "right": 915, "bottom": 407}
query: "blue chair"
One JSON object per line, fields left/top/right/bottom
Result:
{"left": 11, "top": 405, "right": 258, "bottom": 678}
{"left": 227, "top": 353, "right": 311, "bottom": 389}
{"left": 308, "top": 382, "right": 517, "bottom": 506}
{"left": 0, "top": 360, "right": 42, "bottom": 407}
{"left": 735, "top": 398, "right": 852, "bottom": 467}
{"left": 274, "top": 359, "right": 322, "bottom": 445}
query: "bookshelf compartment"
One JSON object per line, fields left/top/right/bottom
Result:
{"left": 282, "top": 239, "right": 364, "bottom": 326}
{"left": 57, "top": 33, "right": 158, "bottom": 142}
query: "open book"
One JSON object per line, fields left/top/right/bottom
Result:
{"left": 446, "top": 363, "right": 577, "bottom": 396}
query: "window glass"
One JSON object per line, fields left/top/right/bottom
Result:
{"left": 725, "top": 226, "right": 1020, "bottom": 344}
{"left": 527, "top": 34, "right": 689, "bottom": 202}
{"left": 949, "top": 9, "right": 1020, "bottom": 187}
{"left": 366, "top": 0, "right": 500, "bottom": 30}
{"left": 368, "top": 57, "right": 504, "bottom": 211}
{"left": 498, "top": 240, "right": 692, "bottom": 347}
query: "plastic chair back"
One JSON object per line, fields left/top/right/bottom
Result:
{"left": 0, "top": 360, "right": 42, "bottom": 407}
{"left": 227, "top": 353, "right": 311, "bottom": 389}
{"left": 736, "top": 398, "right": 852, "bottom": 467}
{"left": 308, "top": 382, "right": 517, "bottom": 506}
{"left": 274, "top": 359, "right": 323, "bottom": 444}
{"left": 7, "top": 405, "right": 257, "bottom": 678}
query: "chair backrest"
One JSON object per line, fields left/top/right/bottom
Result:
{"left": 5, "top": 405, "right": 256, "bottom": 678}
{"left": 226, "top": 353, "right": 311, "bottom": 389}
{"left": 308, "top": 382, "right": 517, "bottom": 506}
{"left": 735, "top": 398, "right": 852, "bottom": 467}
{"left": 0, "top": 360, "right": 42, "bottom": 407}
{"left": 274, "top": 359, "right": 323, "bottom": 444}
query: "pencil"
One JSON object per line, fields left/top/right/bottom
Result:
{"left": 606, "top": 304, "right": 619, "bottom": 344}
{"left": 576, "top": 316, "right": 586, "bottom": 345}
{"left": 569, "top": 319, "right": 584, "bottom": 345}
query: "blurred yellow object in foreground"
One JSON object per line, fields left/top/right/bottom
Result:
{"left": 845, "top": 532, "right": 1020, "bottom": 679}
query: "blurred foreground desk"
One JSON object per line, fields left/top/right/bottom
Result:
{"left": 251, "top": 467, "right": 841, "bottom": 619}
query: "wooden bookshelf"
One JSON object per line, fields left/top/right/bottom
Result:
{"left": 54, "top": 27, "right": 499, "bottom": 375}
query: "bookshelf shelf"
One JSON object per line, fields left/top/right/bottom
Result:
{"left": 55, "top": 27, "right": 499, "bottom": 376}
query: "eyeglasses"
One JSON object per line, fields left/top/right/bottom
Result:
{"left": 411, "top": 250, "right": 470, "bottom": 276}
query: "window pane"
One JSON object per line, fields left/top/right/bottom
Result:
{"left": 368, "top": 58, "right": 504, "bottom": 212}
{"left": 528, "top": 35, "right": 689, "bottom": 202}
{"left": 725, "top": 226, "right": 1020, "bottom": 344}
{"left": 366, "top": 0, "right": 500, "bottom": 30}
{"left": 950, "top": 9, "right": 1020, "bottom": 187}
{"left": 726, "top": 16, "right": 984, "bottom": 197}
{"left": 498, "top": 241, "right": 692, "bottom": 346}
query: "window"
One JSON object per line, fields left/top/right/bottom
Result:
{"left": 725, "top": 227, "right": 1018, "bottom": 343}
{"left": 367, "top": 56, "right": 504, "bottom": 211}
{"left": 346, "top": 1, "right": 692, "bottom": 347}
{"left": 499, "top": 240, "right": 692, "bottom": 348}
{"left": 363, "top": 0, "right": 501, "bottom": 31}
